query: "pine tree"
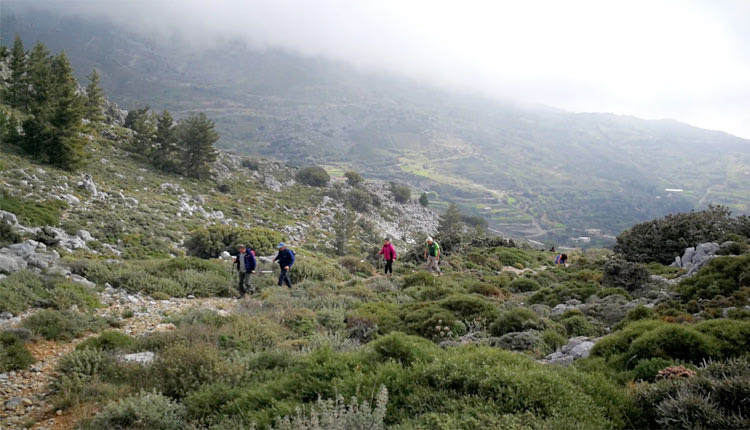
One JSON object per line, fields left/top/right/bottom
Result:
{"left": 25, "top": 42, "right": 53, "bottom": 110}
{"left": 438, "top": 202, "right": 465, "bottom": 252}
{"left": 46, "top": 52, "right": 87, "bottom": 169}
{"left": 178, "top": 112, "right": 219, "bottom": 179}
{"left": 84, "top": 69, "right": 105, "bottom": 122}
{"left": 152, "top": 109, "right": 179, "bottom": 172}
{"left": 2, "top": 35, "right": 28, "bottom": 110}
{"left": 419, "top": 192, "right": 429, "bottom": 207}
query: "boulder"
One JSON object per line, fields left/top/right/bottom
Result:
{"left": 120, "top": 351, "right": 155, "bottom": 365}
{"left": 76, "top": 230, "right": 94, "bottom": 242}
{"left": 544, "top": 336, "right": 596, "bottom": 365}
{"left": 68, "top": 274, "right": 96, "bottom": 288}
{"left": 0, "top": 252, "right": 27, "bottom": 273}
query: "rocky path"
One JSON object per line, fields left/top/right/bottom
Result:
{"left": 1, "top": 290, "right": 236, "bottom": 430}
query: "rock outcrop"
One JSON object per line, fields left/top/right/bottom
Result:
{"left": 542, "top": 336, "right": 597, "bottom": 365}
{"left": 672, "top": 242, "right": 721, "bottom": 276}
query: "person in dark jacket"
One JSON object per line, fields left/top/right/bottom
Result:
{"left": 378, "top": 237, "right": 397, "bottom": 276}
{"left": 234, "top": 245, "right": 256, "bottom": 298}
{"left": 273, "top": 242, "right": 295, "bottom": 288}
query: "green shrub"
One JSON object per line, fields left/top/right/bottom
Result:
{"left": 400, "top": 302, "right": 466, "bottom": 339}
{"left": 76, "top": 330, "right": 134, "bottom": 351}
{"left": 628, "top": 325, "right": 719, "bottom": 366}
{"left": 509, "top": 277, "right": 541, "bottom": 292}
{"left": 602, "top": 258, "right": 651, "bottom": 291}
{"left": 344, "top": 170, "right": 363, "bottom": 186}
{"left": 695, "top": 319, "right": 750, "bottom": 358}
{"left": 347, "top": 302, "right": 402, "bottom": 335}
{"left": 297, "top": 166, "right": 330, "bottom": 187}
{"left": 368, "top": 332, "right": 442, "bottom": 366}
{"left": 438, "top": 294, "right": 501, "bottom": 323}
{"left": 401, "top": 271, "right": 438, "bottom": 288}
{"left": 338, "top": 256, "right": 375, "bottom": 276}
{"left": 148, "top": 342, "right": 230, "bottom": 399}
{"left": 528, "top": 281, "right": 600, "bottom": 307}
{"left": 284, "top": 309, "right": 318, "bottom": 337}
{"left": 0, "top": 270, "right": 47, "bottom": 314}
{"left": 389, "top": 182, "right": 411, "bottom": 203}
{"left": 89, "top": 391, "right": 186, "bottom": 430}
{"left": 0, "top": 192, "right": 67, "bottom": 226}
{"left": 290, "top": 259, "right": 346, "bottom": 283}
{"left": 631, "top": 357, "right": 680, "bottom": 382}
{"left": 22, "top": 309, "right": 108, "bottom": 341}
{"left": 347, "top": 188, "right": 372, "bottom": 212}
{"left": 186, "top": 225, "right": 283, "bottom": 258}
{"left": 176, "top": 269, "right": 232, "bottom": 297}
{"left": 0, "top": 331, "right": 36, "bottom": 371}
{"left": 630, "top": 357, "right": 750, "bottom": 429}
{"left": 559, "top": 315, "right": 599, "bottom": 337}
{"left": 50, "top": 281, "right": 101, "bottom": 310}
{"left": 489, "top": 307, "right": 544, "bottom": 336}
{"left": 466, "top": 281, "right": 508, "bottom": 298}
{"left": 614, "top": 205, "right": 738, "bottom": 264}
{"left": 677, "top": 255, "right": 750, "bottom": 301}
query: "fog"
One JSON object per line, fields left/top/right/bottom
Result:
{"left": 11, "top": 0, "right": 750, "bottom": 138}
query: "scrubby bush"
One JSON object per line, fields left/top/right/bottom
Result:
{"left": 344, "top": 170, "right": 363, "bottom": 186}
{"left": 148, "top": 342, "right": 231, "bottom": 399}
{"left": 338, "top": 256, "right": 375, "bottom": 276}
{"left": 271, "top": 385, "right": 387, "bottom": 430}
{"left": 76, "top": 330, "right": 134, "bottom": 351}
{"left": 50, "top": 281, "right": 101, "bottom": 310}
{"left": 677, "top": 255, "right": 750, "bottom": 301}
{"left": 401, "top": 271, "right": 438, "bottom": 288}
{"left": 400, "top": 302, "right": 466, "bottom": 339}
{"left": 602, "top": 258, "right": 651, "bottom": 291}
{"left": 241, "top": 158, "right": 260, "bottom": 170}
{"left": 369, "top": 332, "right": 441, "bottom": 366}
{"left": 291, "top": 259, "right": 346, "bottom": 283}
{"left": 389, "top": 182, "right": 411, "bottom": 203}
{"left": 22, "top": 309, "right": 108, "bottom": 341}
{"left": 297, "top": 166, "right": 330, "bottom": 187}
{"left": 347, "top": 302, "right": 401, "bottom": 336}
{"left": 186, "top": 225, "right": 283, "bottom": 258}
{"left": 438, "top": 294, "right": 501, "bottom": 323}
{"left": 630, "top": 357, "right": 750, "bottom": 429}
{"left": 0, "top": 331, "right": 35, "bottom": 371}
{"left": 509, "top": 277, "right": 541, "bottom": 292}
{"left": 89, "top": 391, "right": 186, "bottom": 430}
{"left": 0, "top": 270, "right": 47, "bottom": 314}
{"left": 489, "top": 307, "right": 544, "bottom": 336}
{"left": 695, "top": 319, "right": 750, "bottom": 358}
{"left": 614, "top": 205, "right": 740, "bottom": 264}
{"left": 347, "top": 188, "right": 372, "bottom": 212}
{"left": 559, "top": 315, "right": 599, "bottom": 337}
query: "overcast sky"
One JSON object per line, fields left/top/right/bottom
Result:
{"left": 23, "top": 0, "right": 750, "bottom": 138}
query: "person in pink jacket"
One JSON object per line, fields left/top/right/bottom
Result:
{"left": 378, "top": 237, "right": 397, "bottom": 276}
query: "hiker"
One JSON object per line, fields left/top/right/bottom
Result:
{"left": 549, "top": 246, "right": 556, "bottom": 252}
{"left": 378, "top": 237, "right": 397, "bottom": 275}
{"left": 274, "top": 242, "right": 295, "bottom": 288}
{"left": 423, "top": 236, "right": 442, "bottom": 275}
{"left": 555, "top": 253, "right": 568, "bottom": 266}
{"left": 234, "top": 245, "right": 256, "bottom": 298}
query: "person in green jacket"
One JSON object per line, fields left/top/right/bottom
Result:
{"left": 423, "top": 236, "right": 442, "bottom": 275}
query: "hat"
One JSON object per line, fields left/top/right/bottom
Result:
{"left": 426, "top": 236, "right": 433, "bottom": 242}
{"left": 384, "top": 237, "right": 390, "bottom": 241}
{"left": 238, "top": 244, "right": 246, "bottom": 249}
{"left": 278, "top": 242, "right": 286, "bottom": 248}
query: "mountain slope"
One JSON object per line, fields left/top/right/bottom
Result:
{"left": 4, "top": 6, "right": 750, "bottom": 244}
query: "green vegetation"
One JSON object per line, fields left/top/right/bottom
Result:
{"left": 0, "top": 331, "right": 36, "bottom": 372}
{"left": 22, "top": 309, "right": 109, "bottom": 341}
{"left": 0, "top": 192, "right": 67, "bottom": 227}
{"left": 185, "top": 225, "right": 283, "bottom": 258}
{"left": 297, "top": 166, "right": 330, "bottom": 187}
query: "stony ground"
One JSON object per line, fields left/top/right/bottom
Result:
{"left": 0, "top": 290, "right": 237, "bottom": 430}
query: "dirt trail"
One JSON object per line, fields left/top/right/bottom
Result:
{"left": 1, "top": 296, "right": 235, "bottom": 430}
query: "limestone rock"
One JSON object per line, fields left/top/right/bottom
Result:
{"left": 120, "top": 351, "right": 155, "bottom": 365}
{"left": 543, "top": 336, "right": 597, "bottom": 365}
{"left": 76, "top": 230, "right": 94, "bottom": 242}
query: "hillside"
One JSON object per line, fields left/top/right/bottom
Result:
{"left": 1, "top": 33, "right": 750, "bottom": 430}
{"left": 4, "top": 6, "right": 750, "bottom": 246}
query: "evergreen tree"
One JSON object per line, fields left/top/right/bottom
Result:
{"left": 419, "top": 192, "right": 429, "bottom": 207}
{"left": 438, "top": 202, "right": 465, "bottom": 252}
{"left": 333, "top": 209, "right": 357, "bottom": 256}
{"left": 177, "top": 112, "right": 219, "bottom": 179}
{"left": 3, "top": 35, "right": 28, "bottom": 110}
{"left": 46, "top": 52, "right": 87, "bottom": 169}
{"left": 130, "top": 110, "right": 156, "bottom": 155}
{"left": 152, "top": 109, "right": 179, "bottom": 172}
{"left": 25, "top": 42, "right": 53, "bottom": 110}
{"left": 84, "top": 69, "right": 105, "bottom": 122}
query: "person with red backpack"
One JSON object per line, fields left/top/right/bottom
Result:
{"left": 378, "top": 237, "right": 397, "bottom": 276}
{"left": 234, "top": 244, "right": 256, "bottom": 298}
